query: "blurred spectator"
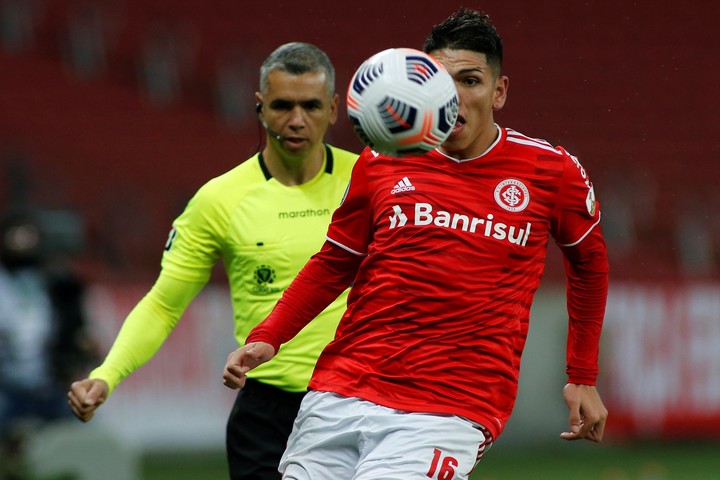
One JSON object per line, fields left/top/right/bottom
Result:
{"left": 61, "top": 2, "right": 111, "bottom": 80}
{"left": 675, "top": 196, "right": 718, "bottom": 277}
{"left": 0, "top": 207, "right": 98, "bottom": 478}
{"left": 137, "top": 19, "right": 198, "bottom": 107}
{"left": 214, "top": 49, "right": 258, "bottom": 129}
{"left": 595, "top": 182, "right": 637, "bottom": 259}
{"left": 0, "top": 0, "right": 39, "bottom": 54}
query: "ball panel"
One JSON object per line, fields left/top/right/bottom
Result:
{"left": 379, "top": 97, "right": 418, "bottom": 134}
{"left": 346, "top": 48, "right": 459, "bottom": 158}
{"left": 404, "top": 53, "right": 439, "bottom": 85}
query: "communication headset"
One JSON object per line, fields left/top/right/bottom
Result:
{"left": 255, "top": 102, "right": 282, "bottom": 141}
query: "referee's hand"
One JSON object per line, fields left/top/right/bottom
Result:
{"left": 68, "top": 378, "right": 109, "bottom": 422}
{"left": 223, "top": 342, "right": 276, "bottom": 389}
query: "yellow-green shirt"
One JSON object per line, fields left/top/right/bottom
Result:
{"left": 90, "top": 145, "right": 357, "bottom": 393}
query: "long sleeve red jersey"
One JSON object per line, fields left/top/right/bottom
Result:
{"left": 248, "top": 126, "right": 609, "bottom": 441}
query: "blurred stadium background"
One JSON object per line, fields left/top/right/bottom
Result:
{"left": 0, "top": 0, "right": 718, "bottom": 478}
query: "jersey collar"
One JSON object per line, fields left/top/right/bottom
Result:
{"left": 435, "top": 124, "right": 504, "bottom": 163}
{"left": 258, "top": 144, "right": 334, "bottom": 181}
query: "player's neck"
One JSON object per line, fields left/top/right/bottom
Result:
{"left": 441, "top": 124, "right": 500, "bottom": 160}
{"left": 262, "top": 144, "right": 325, "bottom": 186}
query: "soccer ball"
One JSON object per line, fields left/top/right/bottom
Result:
{"left": 347, "top": 48, "right": 458, "bottom": 157}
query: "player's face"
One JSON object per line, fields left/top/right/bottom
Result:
{"left": 257, "top": 70, "right": 338, "bottom": 159}
{"left": 429, "top": 49, "right": 508, "bottom": 159}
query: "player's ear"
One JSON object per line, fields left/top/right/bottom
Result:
{"left": 255, "top": 92, "right": 263, "bottom": 116}
{"left": 492, "top": 76, "right": 509, "bottom": 111}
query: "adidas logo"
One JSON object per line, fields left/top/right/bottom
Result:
{"left": 391, "top": 176, "right": 416, "bottom": 194}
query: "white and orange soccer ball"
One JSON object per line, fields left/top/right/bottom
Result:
{"left": 347, "top": 48, "right": 459, "bottom": 157}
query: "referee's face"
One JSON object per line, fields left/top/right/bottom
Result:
{"left": 430, "top": 49, "right": 508, "bottom": 160}
{"left": 257, "top": 70, "right": 338, "bottom": 159}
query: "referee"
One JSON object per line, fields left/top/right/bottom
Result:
{"left": 68, "top": 42, "right": 357, "bottom": 479}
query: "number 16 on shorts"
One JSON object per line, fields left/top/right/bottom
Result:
{"left": 426, "top": 448, "right": 459, "bottom": 480}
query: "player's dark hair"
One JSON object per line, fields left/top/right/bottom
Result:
{"left": 423, "top": 8, "right": 503, "bottom": 76}
{"left": 259, "top": 42, "right": 336, "bottom": 97}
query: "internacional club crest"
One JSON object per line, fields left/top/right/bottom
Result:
{"left": 494, "top": 179, "right": 530, "bottom": 212}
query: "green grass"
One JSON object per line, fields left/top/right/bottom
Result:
{"left": 142, "top": 450, "right": 228, "bottom": 480}
{"left": 472, "top": 441, "right": 720, "bottom": 480}
{"left": 142, "top": 441, "right": 720, "bottom": 480}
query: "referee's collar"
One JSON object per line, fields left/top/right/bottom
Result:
{"left": 258, "top": 145, "right": 334, "bottom": 181}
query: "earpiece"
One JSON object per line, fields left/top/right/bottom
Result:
{"left": 256, "top": 102, "right": 282, "bottom": 141}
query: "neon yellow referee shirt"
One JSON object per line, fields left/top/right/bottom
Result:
{"left": 90, "top": 145, "right": 357, "bottom": 394}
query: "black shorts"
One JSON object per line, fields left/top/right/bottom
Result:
{"left": 226, "top": 378, "right": 306, "bottom": 480}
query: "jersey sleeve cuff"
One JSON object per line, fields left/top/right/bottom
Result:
{"left": 246, "top": 332, "right": 282, "bottom": 355}
{"left": 88, "top": 366, "right": 122, "bottom": 396}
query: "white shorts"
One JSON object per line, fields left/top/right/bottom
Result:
{"left": 279, "top": 390, "right": 492, "bottom": 480}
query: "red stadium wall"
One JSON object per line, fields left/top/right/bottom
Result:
{"left": 1, "top": 0, "right": 719, "bottom": 444}
{"left": 1, "top": 0, "right": 718, "bottom": 282}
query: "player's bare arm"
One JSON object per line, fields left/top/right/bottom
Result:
{"left": 222, "top": 342, "right": 276, "bottom": 390}
{"left": 560, "top": 383, "right": 608, "bottom": 442}
{"left": 67, "top": 378, "right": 109, "bottom": 422}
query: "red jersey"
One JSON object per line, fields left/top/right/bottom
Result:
{"left": 248, "top": 126, "right": 609, "bottom": 441}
